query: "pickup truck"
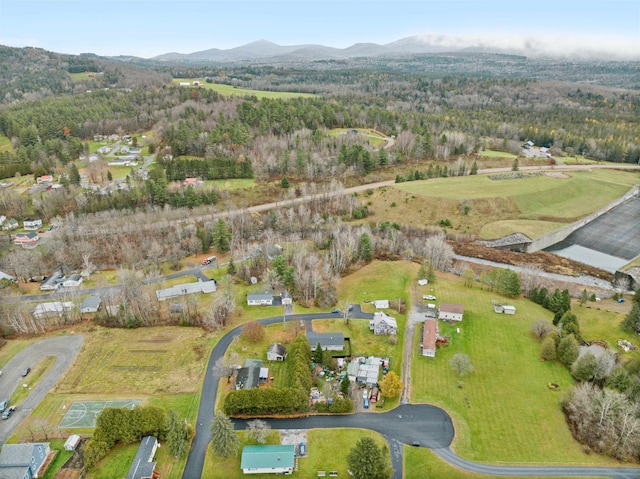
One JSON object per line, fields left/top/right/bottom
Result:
{"left": 202, "top": 256, "right": 216, "bottom": 265}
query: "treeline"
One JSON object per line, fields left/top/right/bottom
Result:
{"left": 223, "top": 334, "right": 312, "bottom": 416}
{"left": 83, "top": 406, "right": 167, "bottom": 469}
{"left": 162, "top": 156, "right": 253, "bottom": 181}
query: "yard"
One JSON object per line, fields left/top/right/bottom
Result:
{"left": 410, "top": 272, "right": 621, "bottom": 465}
{"left": 171, "top": 79, "right": 316, "bottom": 99}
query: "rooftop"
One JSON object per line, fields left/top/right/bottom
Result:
{"left": 241, "top": 445, "right": 295, "bottom": 470}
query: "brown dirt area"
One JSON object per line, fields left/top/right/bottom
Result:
{"left": 453, "top": 242, "right": 612, "bottom": 281}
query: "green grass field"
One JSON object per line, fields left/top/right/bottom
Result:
{"left": 383, "top": 169, "right": 639, "bottom": 238}
{"left": 10, "top": 356, "right": 56, "bottom": 406}
{"left": 478, "top": 149, "right": 517, "bottom": 159}
{"left": 410, "top": 272, "right": 617, "bottom": 465}
{"left": 208, "top": 178, "right": 257, "bottom": 190}
{"left": 69, "top": 72, "right": 97, "bottom": 81}
{"left": 171, "top": 79, "right": 316, "bottom": 99}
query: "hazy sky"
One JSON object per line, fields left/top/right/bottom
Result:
{"left": 1, "top": 0, "right": 638, "bottom": 59}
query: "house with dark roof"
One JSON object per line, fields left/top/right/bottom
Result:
{"left": 240, "top": 445, "right": 295, "bottom": 475}
{"left": 306, "top": 331, "right": 344, "bottom": 351}
{"left": 247, "top": 293, "right": 274, "bottom": 306}
{"left": 438, "top": 302, "right": 464, "bottom": 322}
{"left": 80, "top": 295, "right": 102, "bottom": 314}
{"left": 40, "top": 272, "right": 64, "bottom": 291}
{"left": 266, "top": 343, "right": 287, "bottom": 361}
{"left": 61, "top": 274, "right": 83, "bottom": 288}
{"left": 125, "top": 436, "right": 159, "bottom": 479}
{"left": 369, "top": 311, "right": 397, "bottom": 335}
{"left": 0, "top": 442, "right": 51, "bottom": 479}
{"left": 235, "top": 359, "right": 263, "bottom": 390}
{"left": 14, "top": 232, "right": 39, "bottom": 248}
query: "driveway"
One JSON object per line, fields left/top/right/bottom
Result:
{"left": 0, "top": 335, "right": 84, "bottom": 445}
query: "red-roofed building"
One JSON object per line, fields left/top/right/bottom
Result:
{"left": 14, "top": 232, "right": 39, "bottom": 248}
{"left": 422, "top": 319, "right": 437, "bottom": 357}
{"left": 36, "top": 175, "right": 53, "bottom": 184}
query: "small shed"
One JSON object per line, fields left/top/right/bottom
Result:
{"left": 266, "top": 343, "right": 287, "bottom": 361}
{"left": 64, "top": 434, "right": 81, "bottom": 451}
{"left": 373, "top": 300, "right": 389, "bottom": 309}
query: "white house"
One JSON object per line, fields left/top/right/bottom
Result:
{"left": 156, "top": 279, "right": 217, "bottom": 301}
{"left": 438, "top": 302, "right": 464, "bottom": 321}
{"left": 23, "top": 219, "right": 43, "bottom": 230}
{"left": 266, "top": 343, "right": 287, "bottom": 361}
{"left": 80, "top": 295, "right": 102, "bottom": 314}
{"left": 2, "top": 218, "right": 18, "bottom": 230}
{"left": 61, "top": 274, "right": 83, "bottom": 288}
{"left": 369, "top": 311, "right": 398, "bottom": 335}
{"left": 240, "top": 445, "right": 295, "bottom": 475}
{"left": 247, "top": 293, "right": 274, "bottom": 306}
{"left": 33, "top": 301, "right": 74, "bottom": 319}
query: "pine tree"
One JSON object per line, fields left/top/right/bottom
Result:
{"left": 540, "top": 336, "right": 557, "bottom": 361}
{"left": 347, "top": 437, "right": 391, "bottom": 479}
{"left": 340, "top": 373, "right": 351, "bottom": 396}
{"left": 312, "top": 343, "right": 324, "bottom": 364}
{"left": 281, "top": 176, "right": 289, "bottom": 188}
{"left": 227, "top": 257, "right": 236, "bottom": 276}
{"left": 512, "top": 158, "right": 519, "bottom": 171}
{"left": 557, "top": 335, "right": 580, "bottom": 367}
{"left": 470, "top": 159, "right": 478, "bottom": 175}
{"left": 210, "top": 411, "right": 239, "bottom": 458}
{"left": 165, "top": 409, "right": 188, "bottom": 458}
{"left": 212, "top": 219, "right": 231, "bottom": 253}
{"left": 621, "top": 301, "right": 640, "bottom": 334}
{"left": 359, "top": 233, "right": 373, "bottom": 262}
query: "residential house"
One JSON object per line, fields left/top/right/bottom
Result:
{"left": 247, "top": 293, "right": 274, "bottom": 306}
{"left": 2, "top": 218, "right": 19, "bottom": 230}
{"left": 64, "top": 435, "right": 81, "bottom": 451}
{"left": 61, "top": 274, "right": 83, "bottom": 288}
{"left": 155, "top": 279, "right": 217, "bottom": 301}
{"left": 125, "top": 436, "right": 159, "bottom": 479}
{"left": 40, "top": 272, "right": 64, "bottom": 291}
{"left": 240, "top": 445, "right": 295, "bottom": 475}
{"left": 266, "top": 343, "right": 287, "bottom": 361}
{"left": 306, "top": 331, "right": 344, "bottom": 351}
{"left": 36, "top": 175, "right": 53, "bottom": 184}
{"left": 33, "top": 302, "right": 74, "bottom": 319}
{"left": 23, "top": 219, "right": 42, "bottom": 230}
{"left": 369, "top": 311, "right": 397, "bottom": 335}
{"left": 0, "top": 442, "right": 51, "bottom": 479}
{"left": 80, "top": 295, "right": 102, "bottom": 314}
{"left": 438, "top": 302, "right": 464, "bottom": 321}
{"left": 422, "top": 320, "right": 437, "bottom": 357}
{"left": 235, "top": 359, "right": 263, "bottom": 390}
{"left": 373, "top": 299, "right": 389, "bottom": 309}
{"left": 14, "top": 232, "right": 39, "bottom": 248}
{"left": 349, "top": 356, "right": 387, "bottom": 386}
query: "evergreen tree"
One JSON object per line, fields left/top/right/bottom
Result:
{"left": 427, "top": 262, "right": 436, "bottom": 283}
{"left": 470, "top": 159, "right": 478, "bottom": 175}
{"left": 557, "top": 335, "right": 580, "bottom": 367}
{"left": 69, "top": 163, "right": 81, "bottom": 185}
{"left": 312, "top": 343, "right": 324, "bottom": 364}
{"left": 571, "top": 352, "right": 597, "bottom": 382}
{"left": 165, "top": 409, "right": 188, "bottom": 458}
{"left": 540, "top": 336, "right": 557, "bottom": 361}
{"left": 212, "top": 219, "right": 231, "bottom": 253}
{"left": 281, "top": 176, "right": 290, "bottom": 188}
{"left": 621, "top": 300, "right": 640, "bottom": 334}
{"left": 340, "top": 373, "right": 351, "bottom": 396}
{"left": 558, "top": 311, "right": 582, "bottom": 342}
{"left": 227, "top": 257, "right": 236, "bottom": 276}
{"left": 512, "top": 158, "right": 519, "bottom": 171}
{"left": 210, "top": 411, "right": 239, "bottom": 458}
{"left": 107, "top": 170, "right": 113, "bottom": 181}
{"left": 417, "top": 263, "right": 428, "bottom": 281}
{"left": 579, "top": 289, "right": 589, "bottom": 306}
{"left": 378, "top": 148, "right": 388, "bottom": 166}
{"left": 359, "top": 233, "right": 373, "bottom": 262}
{"left": 347, "top": 437, "right": 391, "bottom": 479}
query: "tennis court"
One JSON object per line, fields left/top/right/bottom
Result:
{"left": 59, "top": 400, "right": 141, "bottom": 428}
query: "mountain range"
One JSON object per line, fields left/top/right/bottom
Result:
{"left": 149, "top": 34, "right": 638, "bottom": 63}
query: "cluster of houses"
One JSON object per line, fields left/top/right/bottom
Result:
{"left": 39, "top": 272, "right": 83, "bottom": 291}
{"left": 422, "top": 302, "right": 465, "bottom": 358}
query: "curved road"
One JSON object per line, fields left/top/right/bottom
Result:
{"left": 183, "top": 314, "right": 640, "bottom": 479}
{"left": 0, "top": 335, "right": 84, "bottom": 446}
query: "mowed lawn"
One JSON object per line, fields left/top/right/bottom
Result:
{"left": 171, "top": 79, "right": 316, "bottom": 99}
{"left": 411, "top": 272, "right": 617, "bottom": 465}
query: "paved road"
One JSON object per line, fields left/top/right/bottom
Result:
{"left": 0, "top": 335, "right": 84, "bottom": 446}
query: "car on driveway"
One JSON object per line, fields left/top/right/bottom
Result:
{"left": 1, "top": 406, "right": 15, "bottom": 420}
{"left": 21, "top": 367, "right": 31, "bottom": 377}
{"left": 423, "top": 295, "right": 436, "bottom": 300}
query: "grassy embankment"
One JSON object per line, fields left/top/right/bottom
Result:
{"left": 368, "top": 169, "right": 640, "bottom": 239}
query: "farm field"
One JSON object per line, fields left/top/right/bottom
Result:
{"left": 373, "top": 169, "right": 639, "bottom": 238}
{"left": 410, "top": 272, "right": 619, "bottom": 465}
{"left": 0, "top": 134, "right": 12, "bottom": 152}
{"left": 171, "top": 79, "right": 316, "bottom": 99}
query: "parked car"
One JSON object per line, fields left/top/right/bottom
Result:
{"left": 370, "top": 386, "right": 379, "bottom": 403}
{"left": 363, "top": 398, "right": 369, "bottom": 409}
{"left": 423, "top": 295, "right": 437, "bottom": 300}
{"left": 1, "top": 406, "right": 15, "bottom": 420}
{"left": 299, "top": 442, "right": 306, "bottom": 456}
{"left": 362, "top": 389, "right": 368, "bottom": 399}
{"left": 21, "top": 367, "right": 31, "bottom": 377}
{"left": 331, "top": 308, "right": 340, "bottom": 314}
{"left": 0, "top": 400, "right": 8, "bottom": 413}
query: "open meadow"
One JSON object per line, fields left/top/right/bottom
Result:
{"left": 171, "top": 79, "right": 316, "bottom": 99}
{"left": 369, "top": 169, "right": 640, "bottom": 239}
{"left": 410, "top": 272, "right": 623, "bottom": 465}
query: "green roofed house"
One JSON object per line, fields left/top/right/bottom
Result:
{"left": 240, "top": 445, "right": 295, "bottom": 475}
